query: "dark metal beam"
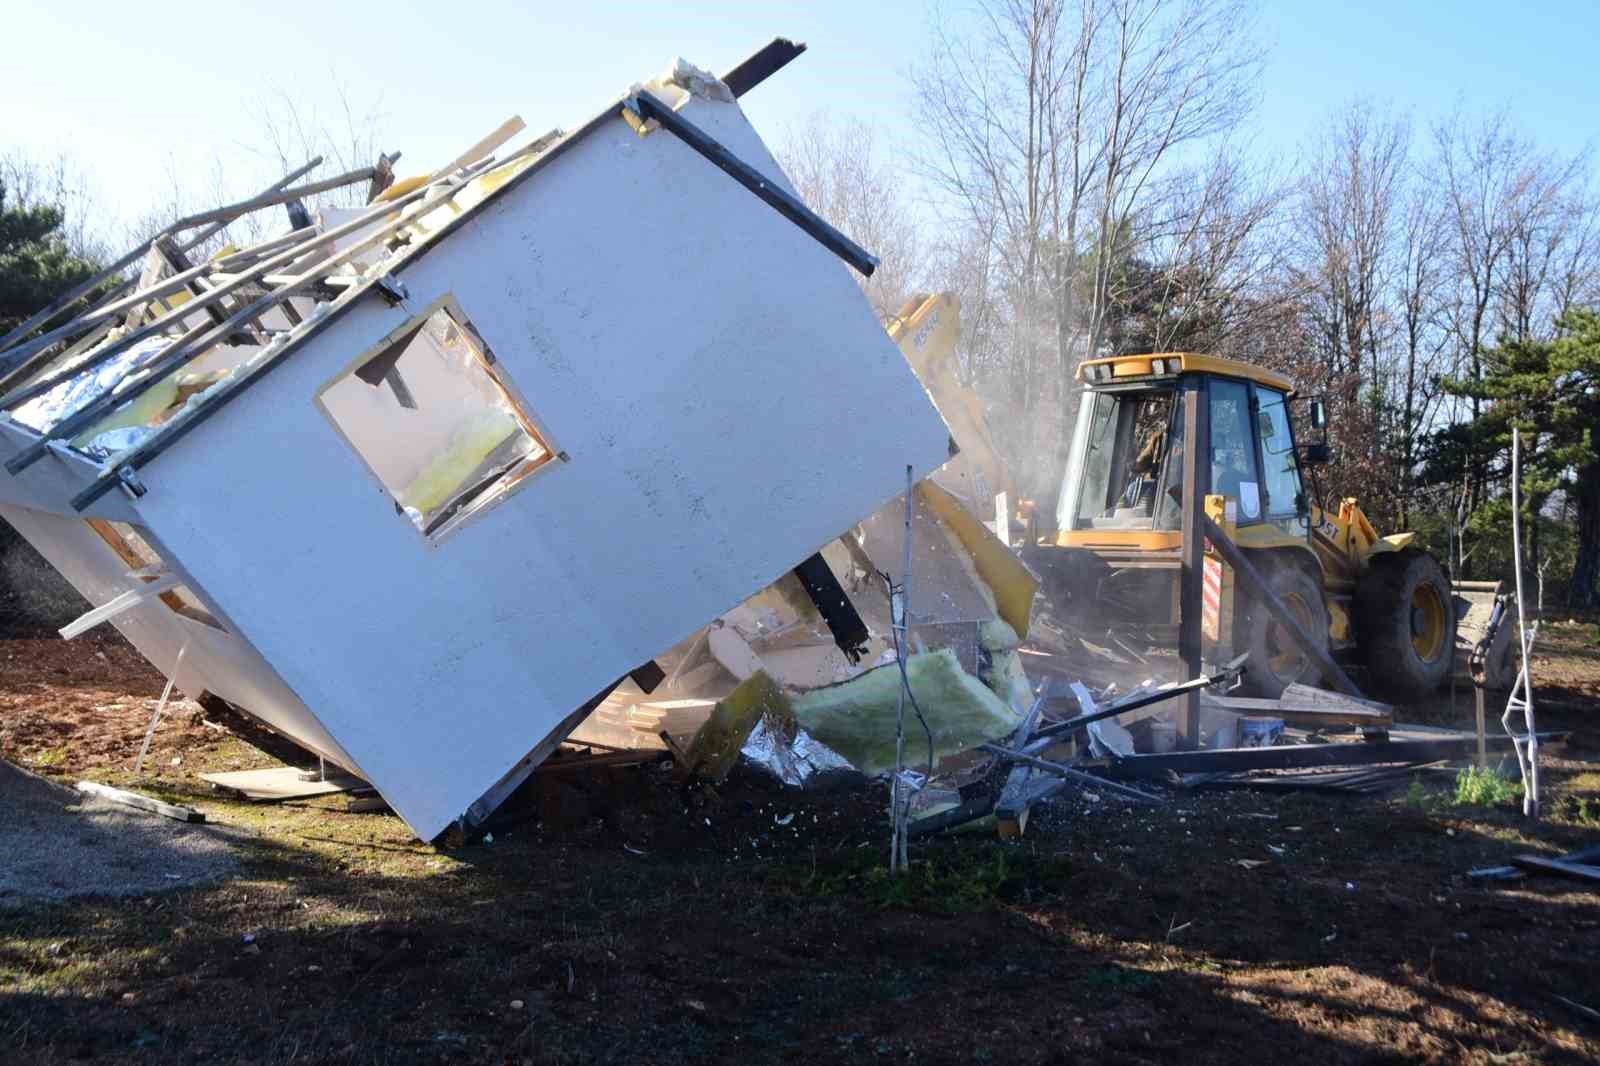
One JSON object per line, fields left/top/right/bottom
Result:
{"left": 625, "top": 90, "right": 878, "bottom": 277}
{"left": 1177, "top": 375, "right": 1210, "bottom": 744}
{"left": 793, "top": 552, "right": 870, "bottom": 663}
{"left": 721, "top": 37, "right": 807, "bottom": 98}
{"left": 1201, "top": 509, "right": 1365, "bottom": 698}
{"left": 1100, "top": 732, "right": 1556, "bottom": 777}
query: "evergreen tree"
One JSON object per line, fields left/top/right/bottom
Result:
{"left": 1434, "top": 308, "right": 1600, "bottom": 606}
{"left": 0, "top": 178, "right": 105, "bottom": 634}
{"left": 0, "top": 180, "right": 103, "bottom": 332}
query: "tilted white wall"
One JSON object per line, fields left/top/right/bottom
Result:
{"left": 120, "top": 91, "right": 953, "bottom": 839}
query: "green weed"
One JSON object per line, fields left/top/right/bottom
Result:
{"left": 1453, "top": 766, "right": 1523, "bottom": 807}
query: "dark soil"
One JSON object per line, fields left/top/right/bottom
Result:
{"left": 1, "top": 631, "right": 1597, "bottom": 1064}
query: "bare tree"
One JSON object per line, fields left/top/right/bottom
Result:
{"left": 1082, "top": 0, "right": 1261, "bottom": 355}
{"left": 913, "top": 0, "right": 1262, "bottom": 504}
{"left": 1387, "top": 179, "right": 1452, "bottom": 526}
{"left": 1294, "top": 101, "right": 1411, "bottom": 385}
{"left": 778, "top": 113, "right": 926, "bottom": 319}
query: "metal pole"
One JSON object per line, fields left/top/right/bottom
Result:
{"left": 1177, "top": 377, "right": 1210, "bottom": 746}
{"left": 1508, "top": 428, "right": 1539, "bottom": 818}
{"left": 891, "top": 465, "right": 915, "bottom": 873}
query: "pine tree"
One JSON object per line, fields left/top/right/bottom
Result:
{"left": 0, "top": 181, "right": 103, "bottom": 332}
{"left": 1437, "top": 309, "right": 1600, "bottom": 606}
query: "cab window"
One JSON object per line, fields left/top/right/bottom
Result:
{"left": 1208, "top": 379, "right": 1262, "bottom": 522}
{"left": 1255, "top": 387, "right": 1302, "bottom": 517}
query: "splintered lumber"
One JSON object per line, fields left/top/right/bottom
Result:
{"left": 675, "top": 671, "right": 789, "bottom": 784}
{"left": 1281, "top": 683, "right": 1395, "bottom": 715}
{"left": 428, "top": 116, "right": 525, "bottom": 181}
{"left": 1201, "top": 684, "right": 1394, "bottom": 729}
{"left": 0, "top": 158, "right": 320, "bottom": 369}
{"left": 75, "top": 780, "right": 204, "bottom": 823}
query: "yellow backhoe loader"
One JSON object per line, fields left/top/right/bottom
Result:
{"left": 886, "top": 295, "right": 1512, "bottom": 702}
{"left": 1030, "top": 351, "right": 1491, "bottom": 701}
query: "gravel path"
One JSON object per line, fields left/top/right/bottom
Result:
{"left": 0, "top": 760, "right": 238, "bottom": 907}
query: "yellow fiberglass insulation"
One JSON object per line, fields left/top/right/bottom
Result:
{"left": 395, "top": 409, "right": 525, "bottom": 518}
{"left": 791, "top": 648, "right": 1018, "bottom": 777}
{"left": 70, "top": 371, "right": 182, "bottom": 449}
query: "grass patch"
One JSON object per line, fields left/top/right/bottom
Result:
{"left": 773, "top": 845, "right": 1071, "bottom": 913}
{"left": 1557, "top": 794, "right": 1600, "bottom": 827}
{"left": 1454, "top": 766, "right": 1523, "bottom": 807}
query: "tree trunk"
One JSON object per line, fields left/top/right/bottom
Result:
{"left": 1570, "top": 462, "right": 1600, "bottom": 608}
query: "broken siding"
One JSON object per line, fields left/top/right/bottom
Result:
{"left": 119, "top": 92, "right": 953, "bottom": 839}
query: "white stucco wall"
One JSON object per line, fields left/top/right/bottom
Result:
{"left": 119, "top": 90, "right": 953, "bottom": 839}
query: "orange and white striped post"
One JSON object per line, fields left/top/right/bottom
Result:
{"left": 1202, "top": 493, "right": 1236, "bottom": 659}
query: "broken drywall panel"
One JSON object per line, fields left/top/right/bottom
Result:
{"left": 121, "top": 85, "right": 953, "bottom": 840}
{"left": 856, "top": 490, "right": 995, "bottom": 627}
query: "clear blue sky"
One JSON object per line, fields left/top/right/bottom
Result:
{"left": 3, "top": 0, "right": 1596, "bottom": 239}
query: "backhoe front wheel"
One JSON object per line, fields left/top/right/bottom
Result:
{"left": 1355, "top": 550, "right": 1456, "bottom": 701}
{"left": 1236, "top": 562, "right": 1331, "bottom": 699}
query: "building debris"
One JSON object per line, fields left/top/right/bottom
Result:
{"left": 201, "top": 766, "right": 369, "bottom": 803}
{"left": 0, "top": 39, "right": 998, "bottom": 841}
{"left": 74, "top": 780, "right": 204, "bottom": 823}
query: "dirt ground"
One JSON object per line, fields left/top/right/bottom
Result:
{"left": 1, "top": 627, "right": 1597, "bottom": 1065}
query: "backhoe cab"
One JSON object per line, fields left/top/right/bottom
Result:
{"left": 1028, "top": 352, "right": 1457, "bottom": 702}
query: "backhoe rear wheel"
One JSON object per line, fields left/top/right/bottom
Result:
{"left": 1236, "top": 561, "right": 1331, "bottom": 699}
{"left": 1355, "top": 550, "right": 1456, "bottom": 701}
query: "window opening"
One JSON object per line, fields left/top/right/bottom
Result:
{"left": 1069, "top": 387, "right": 1176, "bottom": 530}
{"left": 86, "top": 519, "right": 224, "bottom": 630}
{"left": 317, "top": 297, "right": 555, "bottom": 542}
{"left": 1254, "top": 387, "right": 1302, "bottom": 517}
{"left": 1208, "top": 379, "right": 1261, "bottom": 522}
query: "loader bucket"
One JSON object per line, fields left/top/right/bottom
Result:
{"left": 1452, "top": 580, "right": 1520, "bottom": 691}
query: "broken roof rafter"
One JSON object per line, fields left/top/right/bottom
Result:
{"left": 6, "top": 155, "right": 506, "bottom": 481}
{"left": 65, "top": 140, "right": 592, "bottom": 511}
{"left": 0, "top": 158, "right": 328, "bottom": 360}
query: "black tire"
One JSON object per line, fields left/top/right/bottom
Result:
{"left": 1235, "top": 561, "right": 1331, "bottom": 699}
{"left": 1355, "top": 550, "right": 1457, "bottom": 701}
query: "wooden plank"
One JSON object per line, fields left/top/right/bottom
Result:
{"left": 75, "top": 780, "right": 204, "bottom": 823}
{"left": 721, "top": 37, "right": 807, "bottom": 98}
{"left": 0, "top": 158, "right": 319, "bottom": 373}
{"left": 428, "top": 116, "right": 525, "bottom": 181}
{"left": 164, "top": 165, "right": 379, "bottom": 232}
{"left": 200, "top": 766, "right": 365, "bottom": 802}
{"left": 1201, "top": 693, "right": 1392, "bottom": 729}
{"left": 10, "top": 163, "right": 489, "bottom": 478}
{"left": 1280, "top": 683, "right": 1393, "bottom": 714}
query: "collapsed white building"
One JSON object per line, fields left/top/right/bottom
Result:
{"left": 0, "top": 41, "right": 1038, "bottom": 839}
